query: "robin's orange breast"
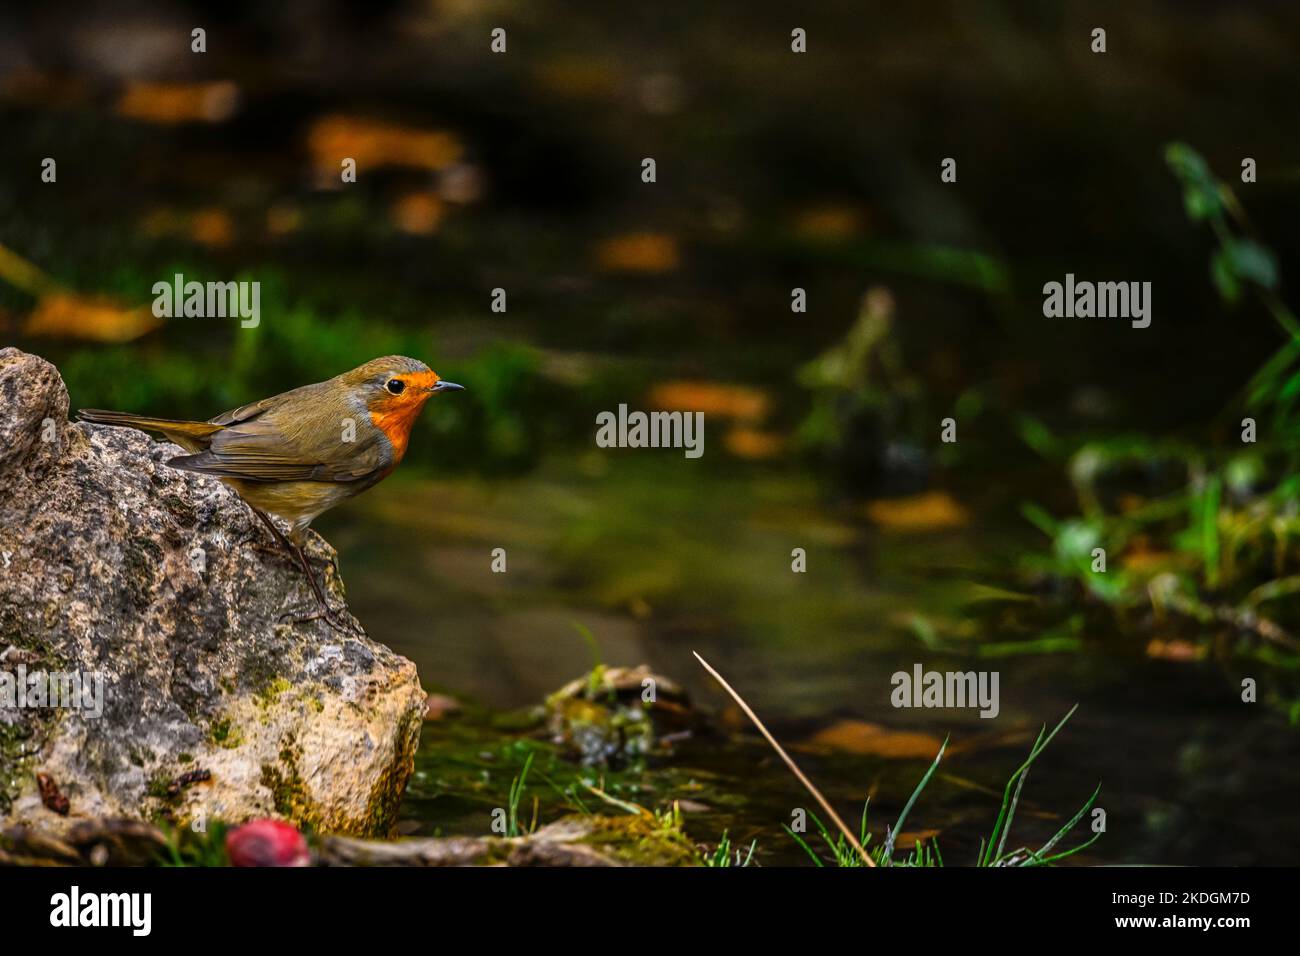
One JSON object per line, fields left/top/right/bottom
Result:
{"left": 369, "top": 402, "right": 427, "bottom": 463}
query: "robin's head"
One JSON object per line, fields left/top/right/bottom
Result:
{"left": 344, "top": 355, "right": 464, "bottom": 455}
{"left": 343, "top": 356, "right": 464, "bottom": 408}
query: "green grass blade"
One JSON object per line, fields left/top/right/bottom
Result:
{"left": 981, "top": 705, "right": 1078, "bottom": 865}
{"left": 783, "top": 824, "right": 825, "bottom": 867}
{"left": 1030, "top": 783, "right": 1102, "bottom": 863}
{"left": 883, "top": 737, "right": 947, "bottom": 865}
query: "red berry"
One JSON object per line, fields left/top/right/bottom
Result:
{"left": 226, "top": 819, "right": 310, "bottom": 867}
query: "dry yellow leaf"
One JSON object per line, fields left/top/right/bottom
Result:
{"left": 1145, "top": 638, "right": 1202, "bottom": 661}
{"left": 806, "top": 719, "right": 945, "bottom": 759}
{"left": 864, "top": 491, "right": 969, "bottom": 533}
{"left": 593, "top": 233, "right": 679, "bottom": 273}
{"left": 893, "top": 829, "right": 942, "bottom": 848}
{"left": 794, "top": 205, "right": 866, "bottom": 240}
{"left": 1122, "top": 549, "right": 1179, "bottom": 572}
{"left": 139, "top": 207, "right": 235, "bottom": 247}
{"left": 24, "top": 293, "right": 162, "bottom": 343}
{"left": 391, "top": 192, "right": 443, "bottom": 235}
{"left": 116, "top": 81, "right": 239, "bottom": 124}
{"left": 647, "top": 381, "right": 769, "bottom": 420}
{"left": 307, "top": 115, "right": 462, "bottom": 173}
{"left": 190, "top": 209, "right": 235, "bottom": 248}
{"left": 723, "top": 426, "right": 785, "bottom": 459}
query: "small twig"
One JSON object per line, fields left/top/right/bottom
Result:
{"left": 693, "top": 651, "right": 874, "bottom": 867}
{"left": 583, "top": 783, "right": 651, "bottom": 818}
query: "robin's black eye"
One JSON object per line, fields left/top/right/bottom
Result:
{"left": 386, "top": 378, "right": 405, "bottom": 395}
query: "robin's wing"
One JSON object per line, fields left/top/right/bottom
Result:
{"left": 208, "top": 397, "right": 278, "bottom": 427}
{"left": 207, "top": 382, "right": 315, "bottom": 427}
{"left": 171, "top": 400, "right": 391, "bottom": 483}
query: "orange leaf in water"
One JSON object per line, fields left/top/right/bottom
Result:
{"left": 116, "top": 81, "right": 239, "bottom": 123}
{"left": 892, "top": 829, "right": 942, "bottom": 848}
{"left": 647, "top": 381, "right": 769, "bottom": 421}
{"left": 24, "top": 293, "right": 161, "bottom": 343}
{"left": 806, "top": 719, "right": 945, "bottom": 759}
{"left": 864, "top": 491, "right": 969, "bottom": 533}
{"left": 793, "top": 205, "right": 867, "bottom": 240}
{"left": 391, "top": 192, "right": 443, "bottom": 235}
{"left": 1122, "top": 540, "right": 1181, "bottom": 572}
{"left": 139, "top": 207, "right": 236, "bottom": 247}
{"left": 724, "top": 426, "right": 785, "bottom": 459}
{"left": 307, "top": 115, "right": 463, "bottom": 174}
{"left": 190, "top": 209, "right": 235, "bottom": 248}
{"left": 1145, "top": 638, "right": 1202, "bottom": 661}
{"left": 593, "top": 233, "right": 679, "bottom": 273}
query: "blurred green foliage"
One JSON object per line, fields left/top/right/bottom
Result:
{"left": 1013, "top": 145, "right": 1300, "bottom": 718}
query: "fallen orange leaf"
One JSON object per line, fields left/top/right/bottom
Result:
{"left": 190, "top": 209, "right": 235, "bottom": 248}
{"left": 1145, "top": 638, "right": 1202, "bottom": 661}
{"left": 794, "top": 205, "right": 866, "bottom": 240}
{"left": 140, "top": 207, "right": 236, "bottom": 247}
{"left": 593, "top": 233, "right": 679, "bottom": 273}
{"left": 806, "top": 719, "right": 945, "bottom": 759}
{"left": 1122, "top": 549, "right": 1180, "bottom": 572}
{"left": 724, "top": 426, "right": 785, "bottom": 459}
{"left": 116, "top": 81, "right": 239, "bottom": 124}
{"left": 864, "top": 491, "right": 969, "bottom": 533}
{"left": 391, "top": 192, "right": 443, "bottom": 235}
{"left": 23, "top": 293, "right": 162, "bottom": 343}
{"left": 647, "top": 381, "right": 769, "bottom": 420}
{"left": 893, "top": 829, "right": 942, "bottom": 848}
{"left": 307, "top": 115, "right": 462, "bottom": 174}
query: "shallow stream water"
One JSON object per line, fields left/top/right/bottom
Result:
{"left": 325, "top": 459, "right": 1298, "bottom": 865}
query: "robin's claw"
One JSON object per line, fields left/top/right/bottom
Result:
{"left": 277, "top": 604, "right": 364, "bottom": 637}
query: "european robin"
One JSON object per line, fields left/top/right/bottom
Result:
{"left": 78, "top": 356, "right": 464, "bottom": 631}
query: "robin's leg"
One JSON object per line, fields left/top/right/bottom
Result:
{"left": 250, "top": 508, "right": 361, "bottom": 636}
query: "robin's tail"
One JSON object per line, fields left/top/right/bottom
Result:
{"left": 78, "top": 409, "right": 223, "bottom": 453}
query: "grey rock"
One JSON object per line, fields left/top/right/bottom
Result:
{"left": 0, "top": 348, "right": 425, "bottom": 837}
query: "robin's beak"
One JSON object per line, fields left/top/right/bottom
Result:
{"left": 429, "top": 380, "right": 464, "bottom": 393}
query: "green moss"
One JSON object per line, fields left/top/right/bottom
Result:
{"left": 578, "top": 813, "right": 701, "bottom": 867}
{"left": 146, "top": 772, "right": 176, "bottom": 801}
{"left": 239, "top": 650, "right": 289, "bottom": 700}
{"left": 0, "top": 721, "right": 37, "bottom": 815}
{"left": 209, "top": 716, "right": 243, "bottom": 749}
{"left": 256, "top": 677, "right": 292, "bottom": 708}
{"left": 360, "top": 703, "right": 422, "bottom": 837}
{"left": 260, "top": 738, "right": 321, "bottom": 828}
